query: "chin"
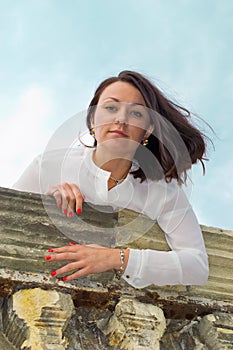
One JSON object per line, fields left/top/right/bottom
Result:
{"left": 100, "top": 138, "right": 137, "bottom": 157}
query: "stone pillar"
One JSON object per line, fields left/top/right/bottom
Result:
{"left": 99, "top": 298, "right": 166, "bottom": 350}
{"left": 2, "top": 288, "right": 74, "bottom": 350}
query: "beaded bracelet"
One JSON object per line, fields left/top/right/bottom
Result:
{"left": 115, "top": 249, "right": 125, "bottom": 280}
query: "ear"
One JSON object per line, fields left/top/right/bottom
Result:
{"left": 145, "top": 124, "right": 154, "bottom": 139}
{"left": 90, "top": 114, "right": 95, "bottom": 129}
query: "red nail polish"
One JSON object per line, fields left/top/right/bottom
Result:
{"left": 62, "top": 277, "right": 68, "bottom": 281}
{"left": 69, "top": 241, "right": 76, "bottom": 245}
{"left": 45, "top": 256, "right": 51, "bottom": 261}
{"left": 76, "top": 208, "right": 82, "bottom": 214}
{"left": 51, "top": 271, "right": 57, "bottom": 277}
{"left": 68, "top": 212, "right": 73, "bottom": 218}
{"left": 47, "top": 249, "right": 54, "bottom": 253}
{"left": 63, "top": 209, "right": 67, "bottom": 215}
{"left": 58, "top": 203, "right": 62, "bottom": 208}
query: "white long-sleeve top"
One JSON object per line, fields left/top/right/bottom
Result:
{"left": 12, "top": 146, "right": 209, "bottom": 288}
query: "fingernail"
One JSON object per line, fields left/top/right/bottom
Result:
{"left": 63, "top": 209, "right": 67, "bottom": 215}
{"left": 62, "top": 277, "right": 68, "bottom": 281}
{"left": 58, "top": 203, "right": 62, "bottom": 208}
{"left": 51, "top": 271, "right": 57, "bottom": 277}
{"left": 76, "top": 208, "right": 82, "bottom": 215}
{"left": 47, "top": 249, "right": 54, "bottom": 252}
{"left": 45, "top": 256, "right": 51, "bottom": 261}
{"left": 69, "top": 241, "right": 76, "bottom": 245}
{"left": 68, "top": 212, "right": 73, "bottom": 218}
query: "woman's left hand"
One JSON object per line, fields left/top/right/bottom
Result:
{"left": 45, "top": 242, "right": 128, "bottom": 281}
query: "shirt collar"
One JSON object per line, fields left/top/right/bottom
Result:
{"left": 83, "top": 147, "right": 140, "bottom": 177}
{"left": 83, "top": 147, "right": 111, "bottom": 179}
{"left": 82, "top": 147, "right": 140, "bottom": 201}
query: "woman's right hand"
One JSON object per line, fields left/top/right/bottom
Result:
{"left": 46, "top": 183, "right": 85, "bottom": 218}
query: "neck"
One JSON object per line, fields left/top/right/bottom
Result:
{"left": 93, "top": 147, "right": 132, "bottom": 180}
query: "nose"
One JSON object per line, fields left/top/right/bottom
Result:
{"left": 115, "top": 105, "right": 128, "bottom": 125}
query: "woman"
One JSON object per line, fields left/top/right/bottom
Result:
{"left": 13, "top": 70, "right": 209, "bottom": 288}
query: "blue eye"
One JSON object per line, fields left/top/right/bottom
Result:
{"left": 105, "top": 105, "right": 117, "bottom": 111}
{"left": 131, "top": 110, "right": 143, "bottom": 118}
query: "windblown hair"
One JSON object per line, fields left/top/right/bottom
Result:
{"left": 86, "top": 70, "right": 210, "bottom": 184}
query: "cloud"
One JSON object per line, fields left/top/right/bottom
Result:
{"left": 0, "top": 86, "right": 53, "bottom": 188}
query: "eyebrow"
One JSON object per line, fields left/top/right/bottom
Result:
{"left": 103, "top": 97, "right": 145, "bottom": 106}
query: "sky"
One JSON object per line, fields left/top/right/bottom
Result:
{"left": 0, "top": 0, "right": 232, "bottom": 230}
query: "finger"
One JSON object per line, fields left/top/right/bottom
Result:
{"left": 62, "top": 267, "right": 90, "bottom": 281}
{"left": 45, "top": 186, "right": 62, "bottom": 209}
{"left": 69, "top": 184, "right": 85, "bottom": 215}
{"left": 45, "top": 186, "right": 58, "bottom": 196}
{"left": 69, "top": 241, "right": 77, "bottom": 246}
{"left": 51, "top": 261, "right": 84, "bottom": 277}
{"left": 53, "top": 190, "right": 62, "bottom": 208}
{"left": 59, "top": 183, "right": 76, "bottom": 216}
{"left": 45, "top": 252, "right": 79, "bottom": 261}
{"left": 47, "top": 244, "right": 80, "bottom": 253}
{"left": 56, "top": 185, "right": 68, "bottom": 214}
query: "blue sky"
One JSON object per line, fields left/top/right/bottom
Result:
{"left": 0, "top": 0, "right": 232, "bottom": 230}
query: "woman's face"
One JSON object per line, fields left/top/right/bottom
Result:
{"left": 91, "top": 82, "right": 153, "bottom": 154}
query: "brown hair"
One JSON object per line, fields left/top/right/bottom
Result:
{"left": 86, "top": 70, "right": 210, "bottom": 184}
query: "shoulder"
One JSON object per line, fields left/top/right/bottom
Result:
{"left": 40, "top": 145, "right": 87, "bottom": 165}
{"left": 141, "top": 177, "right": 181, "bottom": 196}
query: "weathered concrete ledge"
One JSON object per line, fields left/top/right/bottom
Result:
{"left": 0, "top": 187, "right": 232, "bottom": 316}
{"left": 0, "top": 187, "right": 233, "bottom": 349}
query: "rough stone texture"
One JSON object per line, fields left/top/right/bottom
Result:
{"left": 64, "top": 307, "right": 114, "bottom": 350}
{"left": 160, "top": 312, "right": 233, "bottom": 350}
{"left": 160, "top": 319, "right": 201, "bottom": 350}
{"left": 98, "top": 298, "right": 166, "bottom": 349}
{"left": 0, "top": 187, "right": 116, "bottom": 284}
{"left": 197, "top": 312, "right": 233, "bottom": 350}
{"left": 2, "top": 288, "right": 74, "bottom": 350}
{"left": 0, "top": 187, "right": 233, "bottom": 349}
{"left": 0, "top": 297, "right": 15, "bottom": 350}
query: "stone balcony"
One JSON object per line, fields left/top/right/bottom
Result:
{"left": 0, "top": 187, "right": 232, "bottom": 349}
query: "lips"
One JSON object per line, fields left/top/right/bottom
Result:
{"left": 109, "top": 130, "right": 128, "bottom": 137}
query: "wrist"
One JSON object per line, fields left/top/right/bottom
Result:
{"left": 114, "top": 248, "right": 129, "bottom": 279}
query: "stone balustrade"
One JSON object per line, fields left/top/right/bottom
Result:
{"left": 0, "top": 187, "right": 232, "bottom": 349}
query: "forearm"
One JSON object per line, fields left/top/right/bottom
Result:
{"left": 122, "top": 248, "right": 209, "bottom": 288}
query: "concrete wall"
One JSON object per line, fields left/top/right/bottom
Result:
{"left": 0, "top": 187, "right": 232, "bottom": 349}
